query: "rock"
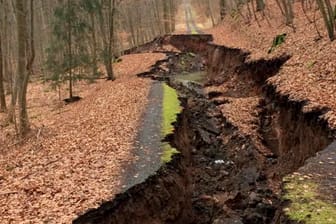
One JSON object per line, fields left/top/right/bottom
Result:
{"left": 202, "top": 119, "right": 221, "bottom": 134}
{"left": 248, "top": 192, "right": 261, "bottom": 205}
{"left": 219, "top": 170, "right": 229, "bottom": 177}
{"left": 198, "top": 128, "right": 213, "bottom": 144}
{"left": 214, "top": 159, "right": 225, "bottom": 164}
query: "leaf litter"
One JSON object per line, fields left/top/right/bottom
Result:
{"left": 0, "top": 53, "right": 165, "bottom": 223}
{"left": 207, "top": 0, "right": 336, "bottom": 130}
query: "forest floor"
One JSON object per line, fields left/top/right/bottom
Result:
{"left": 207, "top": 0, "right": 336, "bottom": 130}
{"left": 0, "top": 53, "right": 165, "bottom": 223}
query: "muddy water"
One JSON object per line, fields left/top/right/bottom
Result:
{"left": 174, "top": 71, "right": 206, "bottom": 84}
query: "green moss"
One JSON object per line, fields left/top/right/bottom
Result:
{"left": 161, "top": 83, "right": 182, "bottom": 163}
{"left": 161, "top": 142, "right": 179, "bottom": 163}
{"left": 283, "top": 175, "right": 336, "bottom": 224}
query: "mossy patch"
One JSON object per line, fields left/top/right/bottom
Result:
{"left": 161, "top": 142, "right": 179, "bottom": 163}
{"left": 283, "top": 174, "right": 336, "bottom": 224}
{"left": 161, "top": 83, "right": 182, "bottom": 163}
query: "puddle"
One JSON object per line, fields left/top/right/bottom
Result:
{"left": 171, "top": 71, "right": 206, "bottom": 96}
{"left": 174, "top": 71, "right": 206, "bottom": 84}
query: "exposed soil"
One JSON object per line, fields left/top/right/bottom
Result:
{"left": 169, "top": 36, "right": 332, "bottom": 223}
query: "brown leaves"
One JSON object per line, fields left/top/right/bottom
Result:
{"left": 0, "top": 53, "right": 165, "bottom": 223}
{"left": 207, "top": 1, "right": 336, "bottom": 129}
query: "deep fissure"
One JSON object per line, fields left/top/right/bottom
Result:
{"left": 74, "top": 35, "right": 333, "bottom": 224}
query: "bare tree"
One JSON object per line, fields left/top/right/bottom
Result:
{"left": 15, "top": 0, "right": 35, "bottom": 135}
{"left": 317, "top": 0, "right": 335, "bottom": 40}
{"left": 220, "top": 0, "right": 227, "bottom": 20}
{"left": 276, "top": 0, "right": 294, "bottom": 26}
{"left": 98, "top": 0, "right": 118, "bottom": 81}
{"left": 0, "top": 32, "right": 6, "bottom": 112}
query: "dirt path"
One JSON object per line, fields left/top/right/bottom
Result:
{"left": 175, "top": 0, "right": 205, "bottom": 34}
{"left": 183, "top": 0, "right": 202, "bottom": 34}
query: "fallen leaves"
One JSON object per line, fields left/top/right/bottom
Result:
{"left": 0, "top": 53, "right": 165, "bottom": 223}
{"left": 207, "top": 0, "right": 336, "bottom": 130}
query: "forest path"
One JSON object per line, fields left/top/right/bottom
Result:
{"left": 174, "top": 0, "right": 205, "bottom": 34}
{"left": 183, "top": 0, "right": 202, "bottom": 34}
{"left": 120, "top": 81, "right": 163, "bottom": 191}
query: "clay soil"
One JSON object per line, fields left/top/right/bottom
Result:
{"left": 0, "top": 53, "right": 165, "bottom": 223}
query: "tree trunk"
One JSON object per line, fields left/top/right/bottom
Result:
{"left": 220, "top": 0, "right": 227, "bottom": 20}
{"left": 275, "top": 0, "right": 285, "bottom": 16}
{"left": 106, "top": 0, "right": 115, "bottom": 81}
{"left": 317, "top": 0, "right": 335, "bottom": 40}
{"left": 0, "top": 33, "right": 6, "bottom": 112}
{"left": 16, "top": 0, "right": 32, "bottom": 136}
{"left": 90, "top": 12, "right": 98, "bottom": 76}
{"left": 68, "top": 0, "right": 73, "bottom": 99}
{"left": 207, "top": 0, "right": 215, "bottom": 26}
{"left": 0, "top": 1, "right": 7, "bottom": 112}
{"left": 281, "top": 0, "right": 294, "bottom": 25}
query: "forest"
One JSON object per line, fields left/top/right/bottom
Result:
{"left": 1, "top": 0, "right": 335, "bottom": 136}
{"left": 0, "top": 0, "right": 180, "bottom": 136}
{"left": 1, "top": 0, "right": 336, "bottom": 223}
